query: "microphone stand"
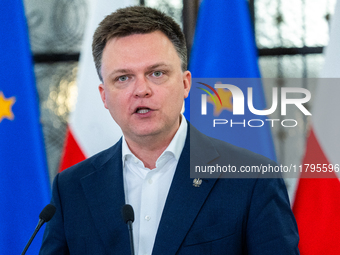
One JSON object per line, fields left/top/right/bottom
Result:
{"left": 21, "top": 219, "right": 45, "bottom": 255}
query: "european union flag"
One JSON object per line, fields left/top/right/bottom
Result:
{"left": 0, "top": 1, "right": 51, "bottom": 254}
{"left": 187, "top": 0, "right": 276, "bottom": 161}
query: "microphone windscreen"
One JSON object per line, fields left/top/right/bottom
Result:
{"left": 122, "top": 204, "right": 134, "bottom": 223}
{"left": 39, "top": 204, "right": 56, "bottom": 222}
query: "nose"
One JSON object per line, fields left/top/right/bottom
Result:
{"left": 134, "top": 76, "right": 152, "bottom": 98}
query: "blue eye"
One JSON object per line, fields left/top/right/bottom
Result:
{"left": 118, "top": 75, "right": 128, "bottom": 82}
{"left": 153, "top": 71, "right": 163, "bottom": 77}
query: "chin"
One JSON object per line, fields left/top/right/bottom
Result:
{"left": 132, "top": 127, "right": 163, "bottom": 138}
{"left": 135, "top": 130, "right": 158, "bottom": 137}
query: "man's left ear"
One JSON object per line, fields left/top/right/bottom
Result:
{"left": 183, "top": 70, "right": 191, "bottom": 98}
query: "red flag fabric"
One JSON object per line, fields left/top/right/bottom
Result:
{"left": 293, "top": 130, "right": 340, "bottom": 254}
{"left": 60, "top": 127, "right": 86, "bottom": 170}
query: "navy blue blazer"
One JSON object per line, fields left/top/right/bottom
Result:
{"left": 40, "top": 124, "right": 299, "bottom": 254}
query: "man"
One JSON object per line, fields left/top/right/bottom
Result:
{"left": 40, "top": 6, "right": 299, "bottom": 255}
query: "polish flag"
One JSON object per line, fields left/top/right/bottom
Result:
{"left": 60, "top": 0, "right": 134, "bottom": 170}
{"left": 293, "top": 1, "right": 340, "bottom": 253}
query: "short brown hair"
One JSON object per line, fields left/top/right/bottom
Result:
{"left": 92, "top": 6, "right": 187, "bottom": 82}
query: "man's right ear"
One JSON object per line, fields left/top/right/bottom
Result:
{"left": 98, "top": 84, "right": 108, "bottom": 109}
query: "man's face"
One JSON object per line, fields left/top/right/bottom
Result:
{"left": 99, "top": 31, "right": 191, "bottom": 142}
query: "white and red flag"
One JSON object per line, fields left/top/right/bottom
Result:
{"left": 60, "top": 0, "right": 135, "bottom": 170}
{"left": 293, "top": 1, "right": 340, "bottom": 253}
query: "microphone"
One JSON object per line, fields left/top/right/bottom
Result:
{"left": 122, "top": 204, "right": 135, "bottom": 255}
{"left": 21, "top": 204, "right": 56, "bottom": 255}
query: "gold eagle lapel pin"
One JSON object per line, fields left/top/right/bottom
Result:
{"left": 193, "top": 178, "right": 202, "bottom": 187}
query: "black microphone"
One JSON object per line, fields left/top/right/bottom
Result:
{"left": 122, "top": 204, "right": 135, "bottom": 255}
{"left": 21, "top": 204, "right": 56, "bottom": 255}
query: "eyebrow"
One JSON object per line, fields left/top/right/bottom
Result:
{"left": 145, "top": 63, "right": 171, "bottom": 72}
{"left": 108, "top": 63, "right": 172, "bottom": 77}
{"left": 109, "top": 69, "right": 133, "bottom": 77}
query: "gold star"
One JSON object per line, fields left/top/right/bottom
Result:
{"left": 207, "top": 88, "right": 233, "bottom": 116}
{"left": 0, "top": 91, "right": 16, "bottom": 123}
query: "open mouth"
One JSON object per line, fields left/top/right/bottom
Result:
{"left": 135, "top": 107, "right": 151, "bottom": 114}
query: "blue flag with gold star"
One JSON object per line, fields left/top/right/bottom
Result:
{"left": 187, "top": 0, "right": 276, "bottom": 161}
{"left": 0, "top": 1, "right": 51, "bottom": 254}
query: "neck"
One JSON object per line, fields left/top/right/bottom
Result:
{"left": 125, "top": 117, "right": 181, "bottom": 169}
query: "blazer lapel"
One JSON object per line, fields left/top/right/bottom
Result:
{"left": 152, "top": 124, "right": 220, "bottom": 255}
{"left": 80, "top": 141, "right": 131, "bottom": 254}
